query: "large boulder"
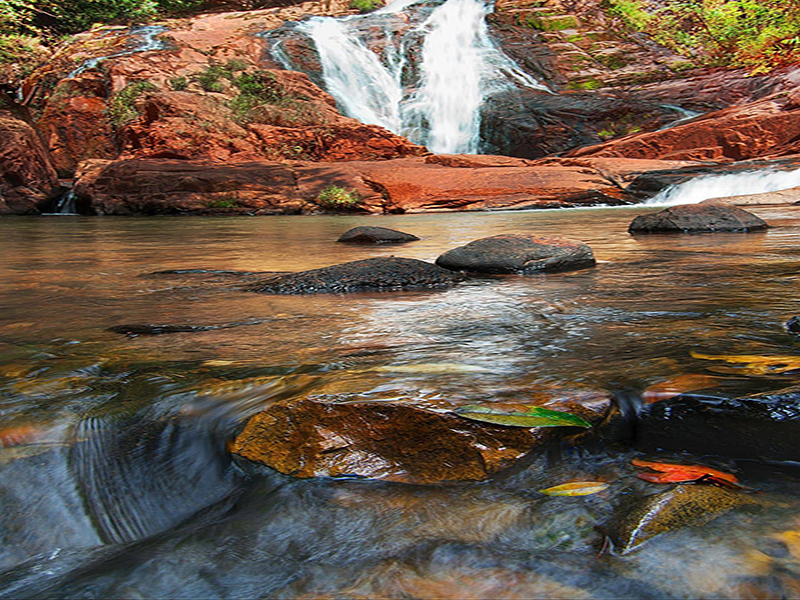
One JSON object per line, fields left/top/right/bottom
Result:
{"left": 435, "top": 234, "right": 596, "bottom": 274}
{"left": 247, "top": 257, "right": 463, "bottom": 294}
{"left": 628, "top": 203, "right": 768, "bottom": 234}
{"left": 636, "top": 385, "right": 800, "bottom": 461}
{"left": 336, "top": 226, "right": 420, "bottom": 244}
{"left": 230, "top": 391, "right": 613, "bottom": 484}
{"left": 0, "top": 108, "right": 60, "bottom": 215}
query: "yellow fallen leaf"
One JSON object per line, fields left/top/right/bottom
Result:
{"left": 539, "top": 481, "right": 609, "bottom": 496}
{"left": 690, "top": 351, "right": 800, "bottom": 375}
{"left": 372, "top": 363, "right": 491, "bottom": 374}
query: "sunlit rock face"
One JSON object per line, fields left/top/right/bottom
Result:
{"left": 230, "top": 391, "right": 614, "bottom": 484}
{"left": 0, "top": 109, "right": 59, "bottom": 215}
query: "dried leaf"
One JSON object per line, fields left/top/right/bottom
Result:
{"left": 691, "top": 351, "right": 800, "bottom": 375}
{"left": 642, "top": 374, "right": 721, "bottom": 404}
{"left": 632, "top": 458, "right": 739, "bottom": 487}
{"left": 539, "top": 481, "right": 609, "bottom": 496}
{"left": 454, "top": 404, "right": 592, "bottom": 428}
{"left": 373, "top": 363, "right": 492, "bottom": 374}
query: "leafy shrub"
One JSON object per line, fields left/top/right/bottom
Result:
{"left": 194, "top": 59, "right": 248, "bottom": 93}
{"left": 206, "top": 196, "right": 240, "bottom": 209}
{"left": 349, "top": 0, "right": 381, "bottom": 13}
{"left": 168, "top": 75, "right": 187, "bottom": 90}
{"left": 107, "top": 80, "right": 156, "bottom": 126}
{"left": 316, "top": 185, "right": 361, "bottom": 210}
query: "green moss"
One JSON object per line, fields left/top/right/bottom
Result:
{"left": 169, "top": 75, "right": 187, "bottom": 91}
{"left": 524, "top": 14, "right": 580, "bottom": 31}
{"left": 566, "top": 78, "right": 603, "bottom": 90}
{"left": 349, "top": 0, "right": 381, "bottom": 13}
{"left": 107, "top": 81, "right": 157, "bottom": 127}
{"left": 206, "top": 196, "right": 240, "bottom": 209}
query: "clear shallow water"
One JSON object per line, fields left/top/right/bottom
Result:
{"left": 2, "top": 207, "right": 800, "bottom": 598}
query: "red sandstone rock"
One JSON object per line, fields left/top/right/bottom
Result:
{"left": 567, "top": 91, "right": 800, "bottom": 162}
{"left": 0, "top": 109, "right": 59, "bottom": 215}
{"left": 230, "top": 390, "right": 613, "bottom": 484}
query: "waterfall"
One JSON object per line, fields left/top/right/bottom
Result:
{"left": 271, "top": 0, "right": 547, "bottom": 154}
{"left": 646, "top": 167, "right": 800, "bottom": 206}
{"left": 67, "top": 25, "right": 168, "bottom": 79}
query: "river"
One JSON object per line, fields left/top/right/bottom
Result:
{"left": 2, "top": 205, "right": 800, "bottom": 598}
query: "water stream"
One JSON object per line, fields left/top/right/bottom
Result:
{"left": 270, "top": 0, "right": 547, "bottom": 153}
{"left": 2, "top": 207, "right": 800, "bottom": 597}
{"left": 66, "top": 25, "right": 168, "bottom": 79}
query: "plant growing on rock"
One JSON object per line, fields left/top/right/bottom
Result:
{"left": 349, "top": 0, "right": 381, "bottom": 13}
{"left": 107, "top": 80, "right": 156, "bottom": 126}
{"left": 316, "top": 185, "right": 361, "bottom": 210}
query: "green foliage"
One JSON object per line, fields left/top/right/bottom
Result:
{"left": 316, "top": 186, "right": 361, "bottom": 210}
{"left": 168, "top": 75, "right": 187, "bottom": 90}
{"left": 205, "top": 196, "right": 240, "bottom": 209}
{"left": 349, "top": 0, "right": 381, "bottom": 13}
{"left": 107, "top": 80, "right": 156, "bottom": 126}
{"left": 194, "top": 59, "right": 248, "bottom": 92}
{"left": 603, "top": 0, "right": 800, "bottom": 72}
{"left": 454, "top": 404, "right": 592, "bottom": 428}
{"left": 228, "top": 70, "right": 327, "bottom": 126}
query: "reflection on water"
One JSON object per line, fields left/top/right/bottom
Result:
{"left": 2, "top": 207, "right": 800, "bottom": 598}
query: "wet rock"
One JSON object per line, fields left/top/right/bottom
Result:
{"left": 435, "top": 234, "right": 596, "bottom": 274}
{"left": 106, "top": 320, "right": 263, "bottom": 336}
{"left": 336, "top": 226, "right": 420, "bottom": 244}
{"left": 628, "top": 203, "right": 768, "bottom": 234}
{"left": 701, "top": 186, "right": 800, "bottom": 206}
{"left": 636, "top": 385, "right": 800, "bottom": 461}
{"left": 229, "top": 391, "right": 613, "bottom": 484}
{"left": 787, "top": 317, "right": 800, "bottom": 334}
{"left": 0, "top": 108, "right": 60, "bottom": 215}
{"left": 247, "top": 257, "right": 462, "bottom": 294}
{"left": 605, "top": 484, "right": 752, "bottom": 555}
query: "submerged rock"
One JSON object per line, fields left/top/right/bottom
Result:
{"left": 637, "top": 385, "right": 800, "bottom": 461}
{"left": 229, "top": 391, "right": 613, "bottom": 484}
{"left": 435, "top": 234, "right": 596, "bottom": 274}
{"left": 336, "top": 226, "right": 420, "bottom": 244}
{"left": 787, "top": 316, "right": 800, "bottom": 334}
{"left": 247, "top": 257, "right": 461, "bottom": 294}
{"left": 605, "top": 484, "right": 751, "bottom": 555}
{"left": 628, "top": 203, "right": 768, "bottom": 234}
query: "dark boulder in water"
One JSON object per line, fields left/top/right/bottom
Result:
{"left": 628, "top": 203, "right": 768, "bottom": 234}
{"left": 336, "top": 226, "right": 420, "bottom": 244}
{"left": 247, "top": 257, "right": 462, "bottom": 294}
{"left": 636, "top": 385, "right": 800, "bottom": 461}
{"left": 435, "top": 234, "right": 596, "bottom": 274}
{"left": 786, "top": 316, "right": 800, "bottom": 334}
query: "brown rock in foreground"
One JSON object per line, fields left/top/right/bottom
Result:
{"left": 628, "top": 203, "right": 768, "bottom": 234}
{"left": 230, "top": 391, "right": 612, "bottom": 484}
{"left": 0, "top": 109, "right": 59, "bottom": 215}
{"left": 337, "top": 226, "right": 420, "bottom": 244}
{"left": 436, "top": 234, "right": 596, "bottom": 274}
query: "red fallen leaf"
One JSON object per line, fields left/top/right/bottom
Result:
{"left": 632, "top": 458, "right": 739, "bottom": 487}
{"left": 0, "top": 425, "right": 42, "bottom": 448}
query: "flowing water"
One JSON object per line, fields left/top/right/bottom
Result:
{"left": 2, "top": 206, "right": 800, "bottom": 598}
{"left": 270, "top": 0, "right": 547, "bottom": 153}
{"left": 66, "top": 25, "right": 169, "bottom": 79}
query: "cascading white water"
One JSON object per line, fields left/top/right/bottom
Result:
{"left": 276, "top": 0, "right": 547, "bottom": 154}
{"left": 646, "top": 167, "right": 800, "bottom": 206}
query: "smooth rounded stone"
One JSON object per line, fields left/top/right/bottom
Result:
{"left": 230, "top": 391, "right": 613, "bottom": 484}
{"left": 628, "top": 203, "right": 768, "bottom": 234}
{"left": 636, "top": 384, "right": 800, "bottom": 461}
{"left": 787, "top": 316, "right": 800, "bottom": 334}
{"left": 336, "top": 226, "right": 420, "bottom": 244}
{"left": 435, "top": 234, "right": 596, "bottom": 274}
{"left": 247, "top": 257, "right": 461, "bottom": 294}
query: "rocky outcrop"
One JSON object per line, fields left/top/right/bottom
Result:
{"left": 436, "top": 234, "right": 596, "bottom": 274}
{"left": 637, "top": 385, "right": 800, "bottom": 461}
{"left": 337, "top": 226, "right": 420, "bottom": 244}
{"left": 701, "top": 187, "right": 800, "bottom": 206}
{"left": 247, "top": 257, "right": 463, "bottom": 294}
{"left": 628, "top": 203, "right": 769, "bottom": 234}
{"left": 567, "top": 89, "right": 800, "bottom": 162}
{"left": 230, "top": 390, "right": 613, "bottom": 483}
{"left": 0, "top": 108, "right": 60, "bottom": 215}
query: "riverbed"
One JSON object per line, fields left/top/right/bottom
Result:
{"left": 2, "top": 205, "right": 800, "bottom": 598}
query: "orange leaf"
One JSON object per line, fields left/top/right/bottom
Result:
{"left": 642, "top": 374, "right": 720, "bottom": 404}
{"left": 631, "top": 458, "right": 739, "bottom": 486}
{"left": 539, "top": 481, "right": 609, "bottom": 496}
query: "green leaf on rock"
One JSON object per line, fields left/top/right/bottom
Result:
{"left": 454, "top": 404, "right": 592, "bottom": 428}
{"left": 539, "top": 481, "right": 609, "bottom": 496}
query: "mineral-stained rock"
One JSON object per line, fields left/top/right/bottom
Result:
{"left": 605, "top": 484, "right": 752, "bottom": 555}
{"left": 0, "top": 108, "right": 59, "bottom": 215}
{"left": 435, "top": 234, "right": 596, "bottom": 274}
{"left": 229, "top": 391, "right": 613, "bottom": 484}
{"left": 336, "top": 226, "right": 420, "bottom": 244}
{"left": 247, "top": 257, "right": 462, "bottom": 294}
{"left": 628, "top": 203, "right": 768, "bottom": 234}
{"left": 636, "top": 385, "right": 800, "bottom": 461}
